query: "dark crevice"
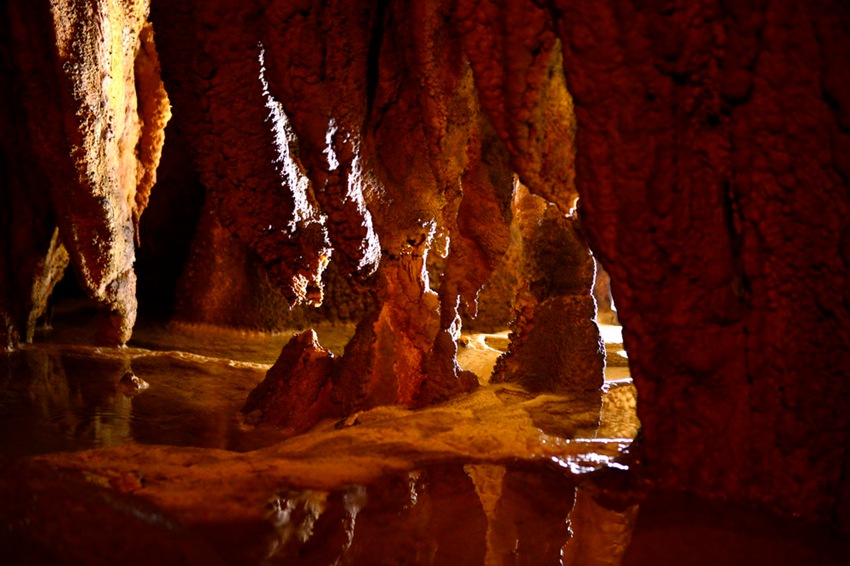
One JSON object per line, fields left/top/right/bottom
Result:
{"left": 365, "top": 0, "right": 390, "bottom": 123}
{"left": 722, "top": 179, "right": 750, "bottom": 308}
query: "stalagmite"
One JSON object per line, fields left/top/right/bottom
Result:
{"left": 243, "top": 330, "right": 339, "bottom": 433}
{"left": 493, "top": 186, "right": 604, "bottom": 396}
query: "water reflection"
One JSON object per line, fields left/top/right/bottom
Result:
{"left": 3, "top": 323, "right": 848, "bottom": 564}
{"left": 0, "top": 345, "right": 274, "bottom": 456}
{"left": 0, "top": 340, "right": 637, "bottom": 460}
{"left": 0, "top": 348, "right": 136, "bottom": 454}
{"left": 263, "top": 463, "right": 634, "bottom": 566}
{"left": 0, "top": 325, "right": 645, "bottom": 564}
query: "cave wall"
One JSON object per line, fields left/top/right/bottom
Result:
{"left": 2, "top": 0, "right": 850, "bottom": 526}
{"left": 155, "top": 0, "right": 850, "bottom": 525}
{"left": 555, "top": 0, "right": 850, "bottom": 523}
{"left": 148, "top": 0, "right": 590, "bottom": 419}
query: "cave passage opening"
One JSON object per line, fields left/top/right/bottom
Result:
{"left": 0, "top": 0, "right": 647, "bottom": 559}
{"left": 6, "top": 6, "right": 643, "bottom": 459}
{"left": 5, "top": 0, "right": 850, "bottom": 561}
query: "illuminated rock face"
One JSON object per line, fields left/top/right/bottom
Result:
{"left": 1, "top": 0, "right": 850, "bottom": 527}
{"left": 1, "top": 0, "right": 170, "bottom": 345}
{"left": 152, "top": 0, "right": 585, "bottom": 420}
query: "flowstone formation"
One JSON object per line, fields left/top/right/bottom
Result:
{"left": 1, "top": 0, "right": 170, "bottom": 346}
{"left": 147, "top": 0, "right": 598, "bottom": 429}
{"left": 2, "top": 0, "right": 849, "bottom": 532}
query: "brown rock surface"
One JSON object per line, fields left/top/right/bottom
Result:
{"left": 151, "top": 0, "right": 333, "bottom": 307}
{"left": 243, "top": 330, "right": 339, "bottom": 433}
{"left": 1, "top": 0, "right": 849, "bottom": 530}
{"left": 173, "top": 199, "right": 296, "bottom": 330}
{"left": 493, "top": 187, "right": 605, "bottom": 395}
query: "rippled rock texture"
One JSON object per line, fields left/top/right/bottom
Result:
{"left": 2, "top": 0, "right": 850, "bottom": 529}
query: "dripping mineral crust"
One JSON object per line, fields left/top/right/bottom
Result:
{"left": 1, "top": 0, "right": 850, "bottom": 563}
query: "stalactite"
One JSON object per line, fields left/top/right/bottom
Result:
{"left": 2, "top": 0, "right": 848, "bottom": 528}
{"left": 152, "top": 0, "right": 331, "bottom": 307}
{"left": 262, "top": 0, "right": 381, "bottom": 281}
{"left": 2, "top": 0, "right": 170, "bottom": 345}
{"left": 455, "top": 0, "right": 577, "bottom": 213}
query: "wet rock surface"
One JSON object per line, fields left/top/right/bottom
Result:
{"left": 1, "top": 0, "right": 849, "bottom": 539}
{"left": 118, "top": 371, "right": 150, "bottom": 398}
{"left": 2, "top": 453, "right": 849, "bottom": 566}
{"left": 0, "top": 460, "right": 224, "bottom": 566}
{"left": 0, "top": 326, "right": 635, "bottom": 564}
{"left": 2, "top": 324, "right": 850, "bottom": 564}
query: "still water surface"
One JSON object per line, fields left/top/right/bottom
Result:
{"left": 0, "top": 322, "right": 846, "bottom": 565}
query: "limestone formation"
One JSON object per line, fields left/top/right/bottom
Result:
{"left": 243, "top": 330, "right": 339, "bottom": 433}
{"left": 1, "top": 0, "right": 849, "bottom": 530}
{"left": 2, "top": 0, "right": 170, "bottom": 345}
{"left": 554, "top": 0, "right": 850, "bottom": 522}
{"left": 493, "top": 187, "right": 605, "bottom": 395}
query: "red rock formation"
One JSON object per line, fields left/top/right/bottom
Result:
{"left": 493, "top": 186, "right": 604, "bottom": 396}
{"left": 555, "top": 0, "right": 850, "bottom": 523}
{"left": 151, "top": 0, "right": 334, "bottom": 308}
{"left": 173, "top": 199, "right": 294, "bottom": 329}
{"left": 225, "top": 0, "right": 591, "bottom": 424}
{"left": 231, "top": 0, "right": 850, "bottom": 526}
{"left": 456, "top": 0, "right": 577, "bottom": 212}
{"left": 243, "top": 330, "right": 339, "bottom": 433}
{"left": 2, "top": 0, "right": 848, "bottom": 529}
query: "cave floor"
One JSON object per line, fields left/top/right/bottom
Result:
{"left": 0, "top": 320, "right": 847, "bottom": 564}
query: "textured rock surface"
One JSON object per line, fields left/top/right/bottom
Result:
{"left": 493, "top": 187, "right": 605, "bottom": 395}
{"left": 232, "top": 0, "right": 850, "bottom": 526}
{"left": 149, "top": 0, "right": 540, "bottom": 419}
{"left": 151, "top": 0, "right": 334, "bottom": 307}
{"left": 555, "top": 0, "right": 850, "bottom": 523}
{"left": 243, "top": 330, "right": 339, "bottom": 433}
{"left": 173, "top": 198, "right": 296, "bottom": 330}
{"left": 2, "top": 0, "right": 170, "bottom": 345}
{"left": 2, "top": 0, "right": 849, "bottom": 529}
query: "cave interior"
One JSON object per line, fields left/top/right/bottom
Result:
{"left": 2, "top": 0, "right": 850, "bottom": 564}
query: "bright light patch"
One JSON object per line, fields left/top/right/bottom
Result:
{"left": 347, "top": 153, "right": 381, "bottom": 274}
{"left": 324, "top": 119, "right": 340, "bottom": 172}
{"left": 257, "top": 43, "right": 316, "bottom": 230}
{"left": 598, "top": 324, "right": 623, "bottom": 344}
